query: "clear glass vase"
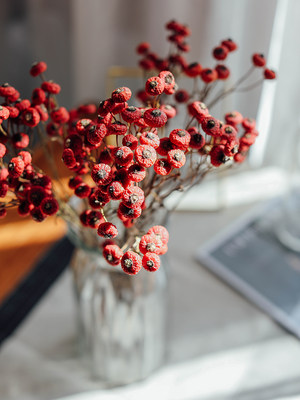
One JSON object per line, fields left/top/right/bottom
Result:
{"left": 69, "top": 232, "right": 168, "bottom": 385}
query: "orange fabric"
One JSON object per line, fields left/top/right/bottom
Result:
{"left": 0, "top": 141, "right": 71, "bottom": 302}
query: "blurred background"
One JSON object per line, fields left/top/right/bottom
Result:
{"left": 1, "top": 0, "right": 299, "bottom": 171}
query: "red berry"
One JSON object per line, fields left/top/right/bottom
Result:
{"left": 22, "top": 107, "right": 40, "bottom": 127}
{"left": 62, "top": 148, "right": 77, "bottom": 168}
{"left": 117, "top": 202, "right": 142, "bottom": 220}
{"left": 107, "top": 181, "right": 124, "bottom": 200}
{"left": 28, "top": 186, "right": 47, "bottom": 206}
{"left": 140, "top": 131, "right": 160, "bottom": 149}
{"left": 0, "top": 180, "right": 8, "bottom": 198}
{"left": 0, "top": 143, "right": 6, "bottom": 158}
{"left": 74, "top": 183, "right": 91, "bottom": 198}
{"left": 175, "top": 89, "right": 189, "bottom": 103}
{"left": 184, "top": 62, "right": 202, "bottom": 77}
{"left": 221, "top": 38, "right": 238, "bottom": 52}
{"left": 212, "top": 45, "right": 229, "bottom": 61}
{"left": 148, "top": 225, "right": 169, "bottom": 244}
{"left": 158, "top": 71, "right": 175, "bottom": 93}
{"left": 160, "top": 104, "right": 176, "bottom": 119}
{"left": 40, "top": 197, "right": 59, "bottom": 216}
{"left": 107, "top": 121, "right": 127, "bottom": 136}
{"left": 8, "top": 157, "right": 25, "bottom": 178}
{"left": 200, "top": 68, "right": 218, "bottom": 83}
{"left": 264, "top": 68, "right": 276, "bottom": 80}
{"left": 145, "top": 76, "right": 165, "bottom": 96}
{"left": 210, "top": 145, "right": 229, "bottom": 167}
{"left": 0, "top": 105, "right": 10, "bottom": 120}
{"left": 103, "top": 244, "right": 123, "bottom": 266}
{"left": 215, "top": 64, "right": 230, "bottom": 80}
{"left": 121, "top": 106, "right": 142, "bottom": 123}
{"left": 135, "top": 145, "right": 157, "bottom": 168}
{"left": 91, "top": 164, "right": 112, "bottom": 185}
{"left": 77, "top": 103, "right": 97, "bottom": 115}
{"left": 30, "top": 61, "right": 47, "bottom": 77}
{"left": 31, "top": 88, "right": 46, "bottom": 105}
{"left": 122, "top": 186, "right": 145, "bottom": 209}
{"left": 188, "top": 128, "right": 205, "bottom": 149}
{"left": 121, "top": 251, "right": 142, "bottom": 275}
{"left": 252, "top": 53, "right": 266, "bottom": 67}
{"left": 0, "top": 83, "right": 17, "bottom": 98}
{"left": 34, "top": 104, "right": 49, "bottom": 122}
{"left": 86, "top": 210, "right": 103, "bottom": 228}
{"left": 201, "top": 116, "right": 222, "bottom": 136}
{"left": 142, "top": 253, "right": 161, "bottom": 272}
{"left": 153, "top": 158, "right": 172, "bottom": 175}
{"left": 187, "top": 101, "right": 209, "bottom": 122}
{"left": 127, "top": 163, "right": 146, "bottom": 182}
{"left": 68, "top": 176, "right": 83, "bottom": 189}
{"left": 144, "top": 108, "right": 167, "bottom": 128}
{"left": 30, "top": 207, "right": 46, "bottom": 222}
{"left": 225, "top": 111, "right": 243, "bottom": 125}
{"left": 122, "top": 134, "right": 138, "bottom": 150}
{"left": 111, "top": 87, "right": 131, "bottom": 103}
{"left": 139, "top": 234, "right": 162, "bottom": 255}
{"left": 167, "top": 149, "right": 186, "bottom": 168}
{"left": 12, "top": 133, "right": 29, "bottom": 149}
{"left": 156, "top": 137, "right": 175, "bottom": 156}
{"left": 51, "top": 107, "right": 70, "bottom": 124}
{"left": 41, "top": 80, "right": 61, "bottom": 94}
{"left": 242, "top": 118, "right": 256, "bottom": 131}
{"left": 112, "top": 146, "right": 133, "bottom": 166}
{"left": 97, "top": 222, "right": 118, "bottom": 239}
{"left": 169, "top": 128, "right": 191, "bottom": 149}
{"left": 86, "top": 123, "right": 107, "bottom": 145}
{"left": 15, "top": 99, "right": 31, "bottom": 112}
{"left": 136, "top": 42, "right": 150, "bottom": 55}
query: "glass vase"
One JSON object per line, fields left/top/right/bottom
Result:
{"left": 69, "top": 234, "right": 167, "bottom": 385}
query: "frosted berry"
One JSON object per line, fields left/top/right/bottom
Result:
{"left": 121, "top": 106, "right": 142, "bottom": 123}
{"left": 167, "top": 149, "right": 186, "bottom": 168}
{"left": 169, "top": 129, "right": 191, "bottom": 149}
{"left": 91, "top": 164, "right": 112, "bottom": 185}
{"left": 139, "top": 234, "right": 162, "bottom": 255}
{"left": 135, "top": 145, "right": 157, "bottom": 168}
{"left": 142, "top": 252, "right": 161, "bottom": 272}
{"left": 122, "top": 186, "right": 145, "bottom": 209}
{"left": 210, "top": 145, "right": 229, "bottom": 167}
{"left": 121, "top": 251, "right": 142, "bottom": 275}
{"left": 111, "top": 87, "right": 131, "bottom": 103}
{"left": 154, "top": 158, "right": 172, "bottom": 175}
{"left": 144, "top": 108, "right": 167, "bottom": 128}
{"left": 148, "top": 225, "right": 169, "bottom": 244}
{"left": 97, "top": 222, "right": 118, "bottom": 239}
{"left": 8, "top": 157, "right": 25, "bottom": 178}
{"left": 140, "top": 131, "right": 160, "bottom": 149}
{"left": 145, "top": 76, "right": 165, "bottom": 96}
{"left": 103, "top": 244, "right": 123, "bottom": 266}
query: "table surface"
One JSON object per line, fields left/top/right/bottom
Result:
{"left": 2, "top": 205, "right": 300, "bottom": 400}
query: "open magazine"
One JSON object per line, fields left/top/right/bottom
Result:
{"left": 195, "top": 195, "right": 300, "bottom": 338}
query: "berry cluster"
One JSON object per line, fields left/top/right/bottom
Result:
{"left": 0, "top": 21, "right": 276, "bottom": 275}
{"left": 136, "top": 20, "right": 276, "bottom": 108}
